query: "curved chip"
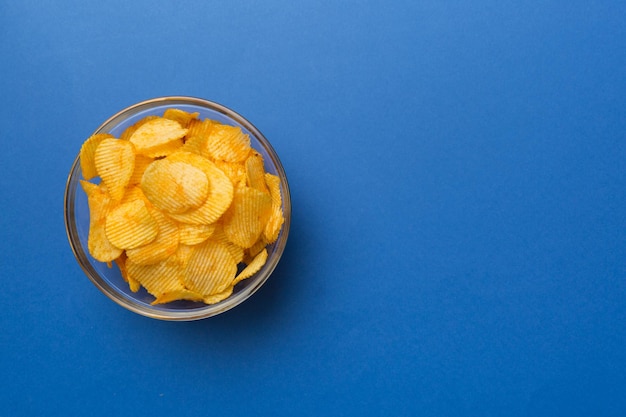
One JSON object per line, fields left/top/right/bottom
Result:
{"left": 94, "top": 138, "right": 136, "bottom": 202}
{"left": 80, "top": 133, "right": 113, "bottom": 180}
{"left": 204, "top": 285, "right": 234, "bottom": 305}
{"left": 119, "top": 115, "right": 159, "bottom": 141}
{"left": 245, "top": 151, "right": 268, "bottom": 193}
{"left": 222, "top": 186, "right": 272, "bottom": 248}
{"left": 263, "top": 173, "right": 285, "bottom": 244}
{"left": 178, "top": 222, "right": 216, "bottom": 246}
{"left": 125, "top": 206, "right": 179, "bottom": 266}
{"left": 163, "top": 108, "right": 199, "bottom": 128}
{"left": 129, "top": 117, "right": 187, "bottom": 158}
{"left": 233, "top": 248, "right": 268, "bottom": 286}
{"left": 126, "top": 257, "right": 185, "bottom": 299}
{"left": 165, "top": 152, "right": 234, "bottom": 225}
{"left": 81, "top": 180, "right": 123, "bottom": 262}
{"left": 141, "top": 158, "right": 209, "bottom": 214}
{"left": 105, "top": 199, "right": 159, "bottom": 250}
{"left": 183, "top": 239, "right": 237, "bottom": 296}
{"left": 203, "top": 124, "right": 251, "bottom": 162}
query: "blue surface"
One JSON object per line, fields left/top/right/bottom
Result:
{"left": 1, "top": 1, "right": 625, "bottom": 415}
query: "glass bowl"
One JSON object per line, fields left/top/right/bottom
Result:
{"left": 64, "top": 96, "right": 291, "bottom": 320}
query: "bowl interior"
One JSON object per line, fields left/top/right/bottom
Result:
{"left": 65, "top": 97, "right": 290, "bottom": 320}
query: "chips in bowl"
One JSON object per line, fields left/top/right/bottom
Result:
{"left": 65, "top": 97, "right": 290, "bottom": 320}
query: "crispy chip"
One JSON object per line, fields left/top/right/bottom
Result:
{"left": 263, "top": 173, "right": 285, "bottom": 244}
{"left": 233, "top": 248, "right": 268, "bottom": 286}
{"left": 222, "top": 186, "right": 272, "bottom": 248}
{"left": 183, "top": 240, "right": 237, "bottom": 296}
{"left": 204, "top": 285, "right": 234, "bottom": 304}
{"left": 210, "top": 223, "right": 244, "bottom": 264}
{"left": 119, "top": 115, "right": 159, "bottom": 141}
{"left": 126, "top": 257, "right": 185, "bottom": 299}
{"left": 94, "top": 138, "right": 135, "bottom": 202}
{"left": 80, "top": 133, "right": 113, "bottom": 180}
{"left": 163, "top": 108, "right": 199, "bottom": 128}
{"left": 141, "top": 158, "right": 209, "bottom": 214}
{"left": 184, "top": 118, "right": 214, "bottom": 152}
{"left": 214, "top": 160, "right": 247, "bottom": 188}
{"left": 129, "top": 117, "right": 187, "bottom": 157}
{"left": 152, "top": 288, "right": 204, "bottom": 305}
{"left": 105, "top": 199, "right": 159, "bottom": 249}
{"left": 128, "top": 154, "right": 154, "bottom": 186}
{"left": 165, "top": 152, "right": 234, "bottom": 225}
{"left": 203, "top": 124, "right": 251, "bottom": 162}
{"left": 125, "top": 206, "right": 179, "bottom": 266}
{"left": 245, "top": 151, "right": 268, "bottom": 193}
{"left": 81, "top": 180, "right": 123, "bottom": 262}
{"left": 178, "top": 222, "right": 216, "bottom": 246}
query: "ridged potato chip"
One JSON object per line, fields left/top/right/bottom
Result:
{"left": 183, "top": 240, "right": 237, "bottom": 296}
{"left": 80, "top": 133, "right": 113, "bottom": 180}
{"left": 141, "top": 158, "right": 209, "bottom": 214}
{"left": 81, "top": 180, "right": 123, "bottom": 262}
{"left": 119, "top": 115, "right": 158, "bottom": 141}
{"left": 263, "top": 173, "right": 285, "bottom": 244}
{"left": 203, "top": 124, "right": 251, "bottom": 162}
{"left": 126, "top": 256, "right": 185, "bottom": 299}
{"left": 125, "top": 206, "right": 179, "bottom": 266}
{"left": 94, "top": 138, "right": 135, "bottom": 202}
{"left": 222, "top": 186, "right": 272, "bottom": 248}
{"left": 129, "top": 117, "right": 187, "bottom": 158}
{"left": 245, "top": 151, "right": 268, "bottom": 193}
{"left": 178, "top": 222, "right": 216, "bottom": 246}
{"left": 233, "top": 248, "right": 268, "bottom": 286}
{"left": 105, "top": 199, "right": 159, "bottom": 250}
{"left": 163, "top": 108, "right": 199, "bottom": 128}
{"left": 128, "top": 154, "right": 154, "bottom": 186}
{"left": 165, "top": 152, "right": 234, "bottom": 225}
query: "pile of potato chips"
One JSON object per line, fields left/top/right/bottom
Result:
{"left": 78, "top": 109, "right": 284, "bottom": 305}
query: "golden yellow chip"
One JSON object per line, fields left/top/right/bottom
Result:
{"left": 222, "top": 186, "right": 272, "bottom": 248}
{"left": 214, "top": 160, "right": 247, "bottom": 188}
{"left": 184, "top": 118, "right": 214, "bottom": 148}
{"left": 178, "top": 222, "right": 216, "bottom": 246}
{"left": 233, "top": 248, "right": 268, "bottom": 286}
{"left": 140, "top": 158, "right": 209, "bottom": 214}
{"left": 204, "top": 285, "right": 234, "bottom": 304}
{"left": 128, "top": 154, "right": 154, "bottom": 186}
{"left": 129, "top": 117, "right": 187, "bottom": 158}
{"left": 80, "top": 133, "right": 113, "bottom": 180}
{"left": 165, "top": 152, "right": 234, "bottom": 225}
{"left": 81, "top": 180, "right": 123, "bottom": 262}
{"left": 105, "top": 199, "right": 159, "bottom": 250}
{"left": 183, "top": 240, "right": 237, "bottom": 296}
{"left": 263, "top": 173, "right": 285, "bottom": 244}
{"left": 125, "top": 206, "right": 179, "bottom": 266}
{"left": 245, "top": 151, "right": 268, "bottom": 193}
{"left": 94, "top": 138, "right": 136, "bottom": 202}
{"left": 126, "top": 256, "right": 185, "bottom": 299}
{"left": 114, "top": 252, "right": 141, "bottom": 292}
{"left": 163, "top": 108, "right": 199, "bottom": 128}
{"left": 210, "top": 223, "right": 244, "bottom": 264}
{"left": 203, "top": 124, "right": 251, "bottom": 162}
{"left": 152, "top": 288, "right": 204, "bottom": 305}
{"left": 119, "top": 115, "right": 159, "bottom": 141}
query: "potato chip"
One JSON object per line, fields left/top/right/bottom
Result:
{"left": 152, "top": 288, "right": 204, "bottom": 305}
{"left": 94, "top": 138, "right": 135, "bottom": 202}
{"left": 129, "top": 117, "right": 187, "bottom": 158}
{"left": 105, "top": 199, "right": 159, "bottom": 249}
{"left": 119, "top": 115, "right": 159, "bottom": 141}
{"left": 80, "top": 180, "right": 123, "bottom": 262}
{"left": 203, "top": 124, "right": 251, "bottom": 162}
{"left": 210, "top": 223, "right": 244, "bottom": 264}
{"left": 141, "top": 158, "right": 209, "bottom": 214}
{"left": 245, "top": 151, "right": 268, "bottom": 193}
{"left": 165, "top": 152, "right": 234, "bottom": 225}
{"left": 233, "top": 248, "right": 268, "bottom": 286}
{"left": 204, "top": 285, "right": 234, "bottom": 305}
{"left": 214, "top": 160, "right": 247, "bottom": 188}
{"left": 263, "top": 173, "right": 285, "bottom": 244}
{"left": 114, "top": 252, "right": 140, "bottom": 292}
{"left": 163, "top": 108, "right": 199, "bottom": 128}
{"left": 128, "top": 154, "right": 154, "bottom": 186}
{"left": 80, "top": 133, "right": 113, "bottom": 180}
{"left": 178, "top": 222, "right": 216, "bottom": 246}
{"left": 126, "top": 256, "right": 185, "bottom": 299}
{"left": 222, "top": 186, "right": 272, "bottom": 248}
{"left": 183, "top": 240, "right": 237, "bottom": 296}
{"left": 184, "top": 118, "right": 214, "bottom": 148}
{"left": 125, "top": 206, "right": 179, "bottom": 266}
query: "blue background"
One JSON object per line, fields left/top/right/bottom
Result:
{"left": 1, "top": 1, "right": 625, "bottom": 415}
